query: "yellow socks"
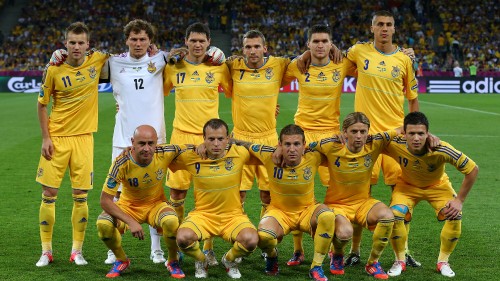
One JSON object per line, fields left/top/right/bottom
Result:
{"left": 39, "top": 194, "right": 57, "bottom": 252}
{"left": 311, "top": 210, "right": 335, "bottom": 268}
{"left": 159, "top": 211, "right": 180, "bottom": 262}
{"left": 96, "top": 214, "right": 127, "bottom": 260}
{"left": 368, "top": 218, "right": 394, "bottom": 264}
{"left": 438, "top": 219, "right": 461, "bottom": 262}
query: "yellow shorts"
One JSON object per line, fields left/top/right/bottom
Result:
{"left": 35, "top": 134, "right": 93, "bottom": 189}
{"left": 167, "top": 129, "right": 204, "bottom": 190}
{"left": 116, "top": 200, "right": 174, "bottom": 229}
{"left": 232, "top": 129, "right": 278, "bottom": 191}
{"left": 328, "top": 198, "right": 381, "bottom": 230}
{"left": 263, "top": 203, "right": 321, "bottom": 235}
{"left": 370, "top": 154, "right": 401, "bottom": 186}
{"left": 180, "top": 211, "right": 256, "bottom": 243}
{"left": 390, "top": 179, "right": 457, "bottom": 221}
{"left": 304, "top": 129, "right": 337, "bottom": 187}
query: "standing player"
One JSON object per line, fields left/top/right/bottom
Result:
{"left": 102, "top": 19, "right": 169, "bottom": 265}
{"left": 228, "top": 29, "right": 290, "bottom": 220}
{"left": 310, "top": 112, "right": 402, "bottom": 279}
{"left": 282, "top": 24, "right": 356, "bottom": 266}
{"left": 96, "top": 125, "right": 185, "bottom": 278}
{"left": 345, "top": 10, "right": 420, "bottom": 267}
{"left": 163, "top": 22, "right": 232, "bottom": 251}
{"left": 385, "top": 112, "right": 478, "bottom": 278}
{"left": 172, "top": 119, "right": 259, "bottom": 279}
{"left": 35, "top": 22, "right": 109, "bottom": 267}
{"left": 241, "top": 124, "right": 335, "bottom": 281}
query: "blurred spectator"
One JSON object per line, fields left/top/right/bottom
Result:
{"left": 453, "top": 61, "right": 463, "bottom": 77}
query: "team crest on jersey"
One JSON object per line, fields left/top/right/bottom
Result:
{"left": 191, "top": 70, "right": 200, "bottom": 82}
{"left": 106, "top": 178, "right": 117, "bottom": 189}
{"left": 156, "top": 168, "right": 164, "bottom": 180}
{"left": 303, "top": 166, "right": 312, "bottom": 180}
{"left": 88, "top": 66, "right": 97, "bottom": 79}
{"left": 332, "top": 69, "right": 341, "bottom": 82}
{"left": 391, "top": 66, "right": 401, "bottom": 78}
{"left": 147, "top": 61, "right": 157, "bottom": 73}
{"left": 363, "top": 154, "right": 372, "bottom": 168}
{"left": 132, "top": 67, "right": 142, "bottom": 72}
{"left": 251, "top": 145, "right": 261, "bottom": 152}
{"left": 316, "top": 72, "right": 327, "bottom": 82}
{"left": 265, "top": 67, "right": 274, "bottom": 80}
{"left": 224, "top": 158, "right": 234, "bottom": 171}
{"left": 287, "top": 168, "right": 298, "bottom": 180}
{"left": 205, "top": 71, "right": 215, "bottom": 84}
{"left": 37, "top": 168, "right": 44, "bottom": 178}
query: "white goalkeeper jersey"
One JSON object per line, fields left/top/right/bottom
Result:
{"left": 109, "top": 51, "right": 168, "bottom": 147}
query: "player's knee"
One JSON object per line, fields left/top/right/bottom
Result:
{"left": 335, "top": 216, "right": 353, "bottom": 240}
{"left": 317, "top": 209, "right": 335, "bottom": 229}
{"left": 237, "top": 228, "right": 258, "bottom": 251}
{"left": 258, "top": 228, "right": 278, "bottom": 251}
{"left": 378, "top": 207, "right": 395, "bottom": 221}
{"left": 176, "top": 228, "right": 197, "bottom": 249}
{"left": 159, "top": 211, "right": 179, "bottom": 237}
{"left": 391, "top": 204, "right": 409, "bottom": 221}
{"left": 96, "top": 214, "right": 115, "bottom": 241}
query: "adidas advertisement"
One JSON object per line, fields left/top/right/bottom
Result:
{"left": 426, "top": 77, "right": 500, "bottom": 94}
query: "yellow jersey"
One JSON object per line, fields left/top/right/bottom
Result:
{"left": 347, "top": 42, "right": 418, "bottom": 133}
{"left": 163, "top": 60, "right": 232, "bottom": 134}
{"left": 310, "top": 130, "right": 397, "bottom": 205}
{"left": 103, "top": 144, "right": 184, "bottom": 205}
{"left": 249, "top": 144, "right": 326, "bottom": 213}
{"left": 38, "top": 50, "right": 109, "bottom": 136}
{"left": 284, "top": 58, "right": 356, "bottom": 131}
{"left": 169, "top": 145, "right": 255, "bottom": 215}
{"left": 385, "top": 139, "right": 477, "bottom": 187}
{"left": 228, "top": 56, "right": 289, "bottom": 135}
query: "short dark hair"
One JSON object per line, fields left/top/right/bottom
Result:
{"left": 124, "top": 19, "right": 155, "bottom": 42}
{"left": 404, "top": 112, "right": 429, "bottom": 131}
{"left": 185, "top": 22, "right": 210, "bottom": 39}
{"left": 243, "top": 30, "right": 266, "bottom": 45}
{"left": 65, "top": 22, "right": 90, "bottom": 40}
{"left": 203, "top": 118, "right": 229, "bottom": 136}
{"left": 372, "top": 10, "right": 394, "bottom": 25}
{"left": 307, "top": 24, "right": 331, "bottom": 42}
{"left": 342, "top": 112, "right": 370, "bottom": 131}
{"left": 279, "top": 124, "right": 305, "bottom": 143}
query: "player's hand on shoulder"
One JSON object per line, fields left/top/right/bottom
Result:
{"left": 272, "top": 146, "right": 284, "bottom": 167}
{"left": 167, "top": 47, "right": 189, "bottom": 64}
{"left": 49, "top": 49, "right": 68, "bottom": 66}
{"left": 148, "top": 43, "right": 159, "bottom": 56}
{"left": 330, "top": 43, "right": 343, "bottom": 64}
{"left": 195, "top": 143, "right": 208, "bottom": 160}
{"left": 226, "top": 54, "right": 244, "bottom": 62}
{"left": 297, "top": 50, "right": 311, "bottom": 74}
{"left": 401, "top": 47, "right": 416, "bottom": 61}
{"left": 205, "top": 46, "right": 226, "bottom": 66}
{"left": 426, "top": 132, "right": 441, "bottom": 151}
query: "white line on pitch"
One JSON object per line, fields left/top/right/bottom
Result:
{"left": 420, "top": 101, "right": 500, "bottom": 116}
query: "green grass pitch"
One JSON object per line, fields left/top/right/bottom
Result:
{"left": 0, "top": 92, "right": 499, "bottom": 280}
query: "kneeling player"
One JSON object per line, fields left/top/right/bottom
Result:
{"left": 386, "top": 112, "right": 478, "bottom": 278}
{"left": 96, "top": 125, "right": 184, "bottom": 278}
{"left": 237, "top": 124, "right": 335, "bottom": 281}
{"left": 173, "top": 119, "right": 259, "bottom": 279}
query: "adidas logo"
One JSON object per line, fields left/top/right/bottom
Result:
{"left": 79, "top": 218, "right": 88, "bottom": 223}
{"left": 40, "top": 221, "right": 49, "bottom": 225}
{"left": 319, "top": 232, "right": 331, "bottom": 238}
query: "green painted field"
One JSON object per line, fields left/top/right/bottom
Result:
{"left": 0, "top": 92, "right": 499, "bottom": 280}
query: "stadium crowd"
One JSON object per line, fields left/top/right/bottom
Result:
{"left": 0, "top": 0, "right": 498, "bottom": 73}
